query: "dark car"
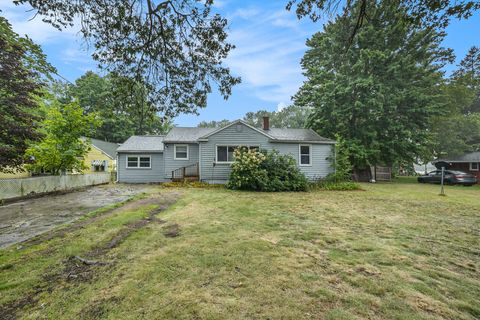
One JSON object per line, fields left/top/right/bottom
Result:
{"left": 417, "top": 170, "right": 477, "bottom": 186}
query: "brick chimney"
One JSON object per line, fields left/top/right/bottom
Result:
{"left": 262, "top": 116, "right": 270, "bottom": 130}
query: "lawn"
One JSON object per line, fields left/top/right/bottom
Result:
{"left": 0, "top": 180, "right": 479, "bottom": 319}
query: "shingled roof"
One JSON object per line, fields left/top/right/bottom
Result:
{"left": 435, "top": 152, "right": 480, "bottom": 163}
{"left": 117, "top": 135, "right": 165, "bottom": 152}
{"left": 163, "top": 127, "right": 216, "bottom": 143}
{"left": 164, "top": 120, "right": 334, "bottom": 144}
{"left": 267, "top": 128, "right": 334, "bottom": 143}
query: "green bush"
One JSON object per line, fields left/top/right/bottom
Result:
{"left": 226, "top": 148, "right": 308, "bottom": 192}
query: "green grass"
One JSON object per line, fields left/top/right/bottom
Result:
{"left": 1, "top": 181, "right": 479, "bottom": 319}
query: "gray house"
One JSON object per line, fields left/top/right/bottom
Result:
{"left": 116, "top": 118, "right": 335, "bottom": 184}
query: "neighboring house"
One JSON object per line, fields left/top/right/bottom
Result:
{"left": 117, "top": 117, "right": 335, "bottom": 184}
{"left": 434, "top": 152, "right": 480, "bottom": 182}
{"left": 0, "top": 167, "right": 31, "bottom": 179}
{"left": 81, "top": 137, "right": 119, "bottom": 173}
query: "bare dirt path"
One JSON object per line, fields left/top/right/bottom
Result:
{"left": 0, "top": 184, "right": 150, "bottom": 248}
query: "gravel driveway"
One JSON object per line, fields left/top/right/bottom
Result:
{"left": 0, "top": 184, "right": 150, "bottom": 248}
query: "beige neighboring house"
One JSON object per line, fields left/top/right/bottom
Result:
{"left": 81, "top": 137, "right": 119, "bottom": 173}
{"left": 0, "top": 138, "right": 119, "bottom": 179}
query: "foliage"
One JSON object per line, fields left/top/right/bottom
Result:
{"left": 243, "top": 105, "right": 310, "bottom": 128}
{"left": 295, "top": 1, "right": 452, "bottom": 171}
{"left": 197, "top": 119, "right": 231, "bottom": 128}
{"left": 25, "top": 101, "right": 101, "bottom": 174}
{"left": 428, "top": 47, "right": 480, "bottom": 158}
{"left": 17, "top": 0, "right": 241, "bottom": 118}
{"left": 56, "top": 71, "right": 173, "bottom": 142}
{"left": 330, "top": 135, "right": 352, "bottom": 182}
{"left": 286, "top": 0, "right": 480, "bottom": 41}
{"left": 227, "top": 148, "right": 308, "bottom": 191}
{"left": 310, "top": 180, "right": 361, "bottom": 191}
{"left": 0, "top": 16, "right": 55, "bottom": 172}
{"left": 197, "top": 105, "right": 310, "bottom": 128}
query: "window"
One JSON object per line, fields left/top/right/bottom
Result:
{"left": 216, "top": 145, "right": 259, "bottom": 163}
{"left": 126, "top": 156, "right": 151, "bottom": 168}
{"left": 470, "top": 162, "right": 479, "bottom": 171}
{"left": 127, "top": 156, "right": 138, "bottom": 168}
{"left": 139, "top": 157, "right": 151, "bottom": 168}
{"left": 299, "top": 145, "right": 311, "bottom": 166}
{"left": 174, "top": 144, "right": 189, "bottom": 160}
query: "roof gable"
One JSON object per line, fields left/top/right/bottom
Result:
{"left": 198, "top": 120, "right": 274, "bottom": 140}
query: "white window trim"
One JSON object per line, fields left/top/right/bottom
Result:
{"left": 470, "top": 162, "right": 479, "bottom": 171}
{"left": 215, "top": 145, "right": 259, "bottom": 164}
{"left": 174, "top": 144, "right": 189, "bottom": 160}
{"left": 299, "top": 144, "right": 312, "bottom": 167}
{"left": 126, "top": 155, "right": 151, "bottom": 169}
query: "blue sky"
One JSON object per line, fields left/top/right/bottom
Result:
{"left": 2, "top": 0, "right": 479, "bottom": 126}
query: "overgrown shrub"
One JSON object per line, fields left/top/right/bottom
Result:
{"left": 226, "top": 148, "right": 308, "bottom": 192}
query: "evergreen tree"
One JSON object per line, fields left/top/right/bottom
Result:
{"left": 294, "top": 1, "right": 452, "bottom": 174}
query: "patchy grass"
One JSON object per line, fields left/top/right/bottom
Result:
{"left": 1, "top": 181, "right": 479, "bottom": 319}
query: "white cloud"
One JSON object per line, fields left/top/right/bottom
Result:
{"left": 277, "top": 102, "right": 287, "bottom": 111}
{"left": 225, "top": 6, "right": 315, "bottom": 105}
{"left": 0, "top": 0, "right": 80, "bottom": 44}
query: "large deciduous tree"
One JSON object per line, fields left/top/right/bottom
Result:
{"left": 15, "top": 0, "right": 240, "bottom": 117}
{"left": 0, "top": 16, "right": 54, "bottom": 172}
{"left": 66, "top": 71, "right": 172, "bottom": 142}
{"left": 294, "top": 1, "right": 452, "bottom": 175}
{"left": 287, "top": 0, "right": 480, "bottom": 43}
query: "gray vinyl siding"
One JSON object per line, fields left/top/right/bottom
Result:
{"left": 271, "top": 143, "right": 333, "bottom": 180}
{"left": 199, "top": 124, "right": 271, "bottom": 183}
{"left": 163, "top": 143, "right": 200, "bottom": 179}
{"left": 199, "top": 123, "right": 334, "bottom": 183}
{"left": 117, "top": 153, "right": 165, "bottom": 183}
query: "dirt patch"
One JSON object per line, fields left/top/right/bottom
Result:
{"left": 0, "top": 191, "right": 181, "bottom": 319}
{"left": 79, "top": 296, "right": 123, "bottom": 320}
{"left": 0, "top": 184, "right": 150, "bottom": 248}
{"left": 163, "top": 223, "right": 181, "bottom": 237}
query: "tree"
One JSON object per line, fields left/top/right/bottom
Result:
{"left": 452, "top": 46, "right": 480, "bottom": 114}
{"left": 294, "top": 1, "right": 452, "bottom": 175}
{"left": 61, "top": 71, "right": 173, "bottom": 142}
{"left": 243, "top": 105, "right": 310, "bottom": 128}
{"left": 17, "top": 0, "right": 241, "bottom": 118}
{"left": 0, "top": 16, "right": 55, "bottom": 173}
{"left": 428, "top": 49, "right": 480, "bottom": 157}
{"left": 197, "top": 119, "right": 230, "bottom": 128}
{"left": 287, "top": 0, "right": 480, "bottom": 43}
{"left": 25, "top": 101, "right": 101, "bottom": 175}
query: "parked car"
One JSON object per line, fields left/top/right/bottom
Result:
{"left": 417, "top": 170, "right": 477, "bottom": 186}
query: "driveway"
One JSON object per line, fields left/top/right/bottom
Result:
{"left": 0, "top": 184, "right": 150, "bottom": 248}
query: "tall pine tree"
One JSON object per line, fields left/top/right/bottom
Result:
{"left": 294, "top": 1, "right": 453, "bottom": 175}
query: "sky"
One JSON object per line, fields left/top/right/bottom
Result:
{"left": 1, "top": 0, "right": 479, "bottom": 126}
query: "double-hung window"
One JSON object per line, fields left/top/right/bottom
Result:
{"left": 126, "top": 156, "right": 151, "bottom": 168}
{"left": 299, "top": 145, "right": 311, "bottom": 166}
{"left": 216, "top": 145, "right": 259, "bottom": 163}
{"left": 470, "top": 162, "right": 479, "bottom": 171}
{"left": 174, "top": 144, "right": 189, "bottom": 160}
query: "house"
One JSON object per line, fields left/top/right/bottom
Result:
{"left": 116, "top": 117, "right": 335, "bottom": 184}
{"left": 82, "top": 137, "right": 119, "bottom": 173}
{"left": 433, "top": 152, "right": 480, "bottom": 182}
